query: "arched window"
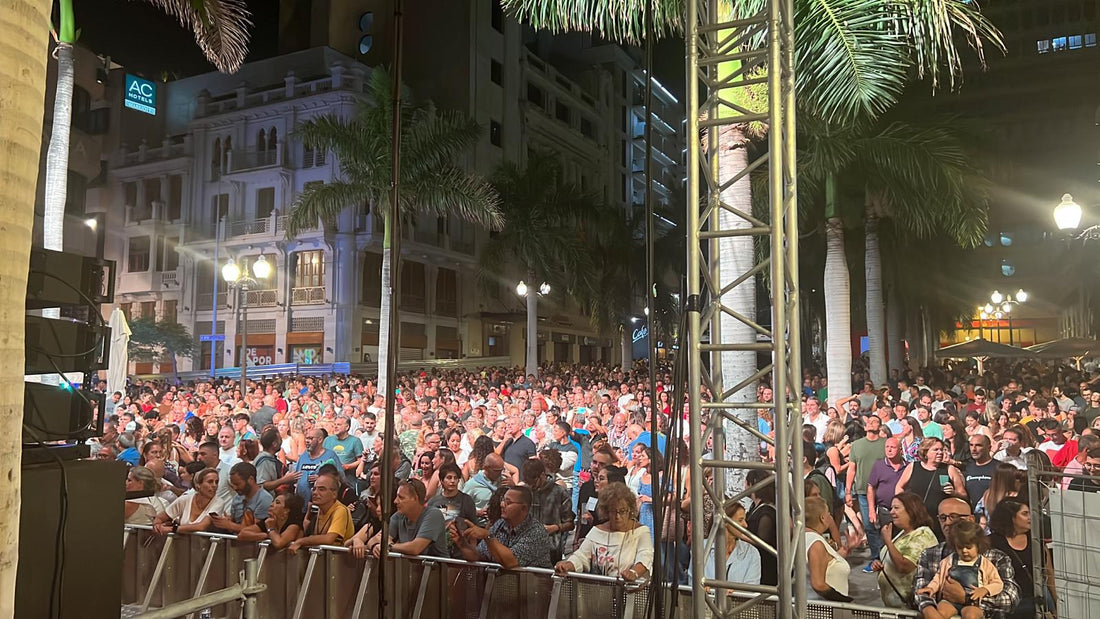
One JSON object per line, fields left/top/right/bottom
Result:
{"left": 223, "top": 136, "right": 232, "bottom": 171}
{"left": 257, "top": 128, "right": 266, "bottom": 151}
{"left": 267, "top": 127, "right": 278, "bottom": 152}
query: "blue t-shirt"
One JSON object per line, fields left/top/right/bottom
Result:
{"left": 231, "top": 489, "right": 273, "bottom": 523}
{"left": 294, "top": 448, "right": 340, "bottom": 503}
{"left": 628, "top": 432, "right": 668, "bottom": 460}
{"left": 117, "top": 447, "right": 139, "bottom": 466}
{"left": 323, "top": 434, "right": 364, "bottom": 466}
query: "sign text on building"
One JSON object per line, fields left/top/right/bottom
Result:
{"left": 124, "top": 74, "right": 156, "bottom": 115}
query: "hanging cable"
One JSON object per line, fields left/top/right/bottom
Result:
{"left": 642, "top": 0, "right": 666, "bottom": 613}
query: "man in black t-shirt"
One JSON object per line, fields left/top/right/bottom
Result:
{"left": 963, "top": 435, "right": 999, "bottom": 509}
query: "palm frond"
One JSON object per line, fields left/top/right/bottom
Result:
{"left": 140, "top": 0, "right": 251, "bottom": 73}
{"left": 285, "top": 181, "right": 368, "bottom": 238}
{"left": 794, "top": 0, "right": 912, "bottom": 124}
{"left": 499, "top": 0, "right": 682, "bottom": 44}
{"left": 403, "top": 167, "right": 503, "bottom": 229}
{"left": 899, "top": 0, "right": 1005, "bottom": 91}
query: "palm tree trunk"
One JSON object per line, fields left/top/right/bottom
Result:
{"left": 43, "top": 40, "right": 73, "bottom": 254}
{"left": 377, "top": 209, "right": 393, "bottom": 395}
{"left": 0, "top": 0, "right": 53, "bottom": 613}
{"left": 525, "top": 269, "right": 538, "bottom": 379}
{"left": 716, "top": 127, "right": 758, "bottom": 482}
{"left": 865, "top": 215, "right": 887, "bottom": 386}
{"left": 823, "top": 176, "right": 851, "bottom": 406}
{"left": 886, "top": 284, "right": 904, "bottom": 373}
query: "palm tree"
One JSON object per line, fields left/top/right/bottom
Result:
{"left": 479, "top": 151, "right": 602, "bottom": 377}
{"left": 285, "top": 69, "right": 501, "bottom": 394}
{"left": 42, "top": 0, "right": 250, "bottom": 258}
{"left": 802, "top": 119, "right": 989, "bottom": 391}
{"left": 0, "top": 0, "right": 53, "bottom": 611}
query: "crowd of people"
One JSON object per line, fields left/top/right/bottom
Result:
{"left": 97, "top": 356, "right": 1099, "bottom": 616}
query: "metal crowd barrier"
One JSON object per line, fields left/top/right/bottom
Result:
{"left": 1027, "top": 467, "right": 1100, "bottom": 619}
{"left": 122, "top": 525, "right": 920, "bottom": 619}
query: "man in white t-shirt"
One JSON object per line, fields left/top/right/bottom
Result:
{"left": 803, "top": 397, "right": 829, "bottom": 442}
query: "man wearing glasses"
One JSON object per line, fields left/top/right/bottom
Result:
{"left": 1067, "top": 448, "right": 1100, "bottom": 493}
{"left": 1037, "top": 419, "right": 1078, "bottom": 469}
{"left": 288, "top": 471, "right": 354, "bottom": 554}
{"left": 449, "top": 485, "right": 553, "bottom": 569}
{"left": 913, "top": 497, "right": 1020, "bottom": 617}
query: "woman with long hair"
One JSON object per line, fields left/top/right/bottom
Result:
{"left": 941, "top": 419, "right": 969, "bottom": 467}
{"left": 989, "top": 500, "right": 1057, "bottom": 618}
{"left": 463, "top": 434, "right": 496, "bottom": 481}
{"left": 634, "top": 444, "right": 663, "bottom": 542}
{"left": 977, "top": 462, "right": 1021, "bottom": 524}
{"left": 239, "top": 491, "right": 305, "bottom": 550}
{"left": 898, "top": 416, "right": 925, "bottom": 463}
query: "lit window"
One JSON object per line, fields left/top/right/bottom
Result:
{"left": 1053, "top": 36, "right": 1068, "bottom": 51}
{"left": 1001, "top": 260, "right": 1016, "bottom": 277}
{"left": 983, "top": 234, "right": 994, "bottom": 247}
{"left": 1037, "top": 39, "right": 1051, "bottom": 53}
{"left": 1070, "top": 34, "right": 1083, "bottom": 49}
{"left": 999, "top": 232, "right": 1013, "bottom": 247}
{"left": 1086, "top": 33, "right": 1097, "bottom": 47}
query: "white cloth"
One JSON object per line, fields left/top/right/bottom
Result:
{"left": 219, "top": 447, "right": 241, "bottom": 467}
{"left": 804, "top": 413, "right": 830, "bottom": 443}
{"left": 126, "top": 496, "right": 170, "bottom": 526}
{"left": 564, "top": 525, "right": 654, "bottom": 577}
{"left": 993, "top": 447, "right": 1033, "bottom": 470}
{"left": 165, "top": 493, "right": 229, "bottom": 525}
{"left": 806, "top": 530, "right": 850, "bottom": 599}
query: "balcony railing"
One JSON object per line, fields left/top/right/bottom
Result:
{"left": 243, "top": 288, "right": 278, "bottom": 307}
{"left": 291, "top": 286, "right": 325, "bottom": 305}
{"left": 229, "top": 217, "right": 271, "bottom": 237}
{"left": 157, "top": 270, "right": 179, "bottom": 288}
{"left": 227, "top": 147, "right": 282, "bottom": 173}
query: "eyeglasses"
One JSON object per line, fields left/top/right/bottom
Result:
{"left": 610, "top": 509, "right": 632, "bottom": 517}
{"left": 937, "top": 513, "right": 969, "bottom": 523}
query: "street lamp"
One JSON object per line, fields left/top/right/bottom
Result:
{"left": 516, "top": 279, "right": 550, "bottom": 379}
{"left": 988, "top": 290, "right": 1027, "bottom": 345}
{"left": 1054, "top": 193, "right": 1083, "bottom": 231}
{"left": 223, "top": 254, "right": 272, "bottom": 387}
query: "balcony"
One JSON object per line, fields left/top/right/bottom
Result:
{"left": 155, "top": 270, "right": 179, "bottom": 289}
{"left": 125, "top": 200, "right": 181, "bottom": 226}
{"left": 243, "top": 288, "right": 279, "bottom": 307}
{"left": 227, "top": 146, "right": 284, "bottom": 174}
{"left": 229, "top": 217, "right": 273, "bottom": 237}
{"left": 291, "top": 286, "right": 325, "bottom": 305}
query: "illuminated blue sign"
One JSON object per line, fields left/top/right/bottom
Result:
{"left": 124, "top": 74, "right": 156, "bottom": 115}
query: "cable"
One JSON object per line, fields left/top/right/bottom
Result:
{"left": 23, "top": 428, "right": 70, "bottom": 619}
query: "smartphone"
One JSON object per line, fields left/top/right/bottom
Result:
{"left": 938, "top": 474, "right": 950, "bottom": 487}
{"left": 455, "top": 518, "right": 468, "bottom": 533}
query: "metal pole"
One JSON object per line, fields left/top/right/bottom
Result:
{"left": 210, "top": 217, "right": 222, "bottom": 378}
{"left": 240, "top": 278, "right": 249, "bottom": 388}
{"left": 378, "top": 1, "right": 405, "bottom": 615}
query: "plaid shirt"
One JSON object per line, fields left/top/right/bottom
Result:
{"left": 530, "top": 477, "right": 576, "bottom": 555}
{"left": 913, "top": 542, "right": 1020, "bottom": 616}
{"left": 477, "top": 514, "right": 553, "bottom": 568}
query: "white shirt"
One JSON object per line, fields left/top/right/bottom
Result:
{"left": 165, "top": 493, "right": 229, "bottom": 525}
{"left": 804, "top": 413, "right": 830, "bottom": 443}
{"left": 219, "top": 447, "right": 240, "bottom": 467}
{"left": 993, "top": 447, "right": 1033, "bottom": 470}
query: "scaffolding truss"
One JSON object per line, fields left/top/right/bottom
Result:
{"left": 684, "top": 0, "right": 803, "bottom": 616}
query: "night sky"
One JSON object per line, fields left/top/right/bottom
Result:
{"left": 64, "top": 0, "right": 685, "bottom": 95}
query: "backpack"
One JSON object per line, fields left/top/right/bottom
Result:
{"left": 806, "top": 468, "right": 842, "bottom": 515}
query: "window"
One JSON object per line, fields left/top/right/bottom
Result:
{"left": 491, "top": 0, "right": 503, "bottom": 31}
{"left": 999, "top": 232, "right": 1013, "bottom": 247}
{"left": 293, "top": 251, "right": 325, "bottom": 288}
{"left": 555, "top": 100, "right": 571, "bottom": 124}
{"left": 119, "top": 303, "right": 132, "bottom": 320}
{"left": 491, "top": 59, "right": 502, "bottom": 85}
{"left": 167, "top": 175, "right": 182, "bottom": 220}
{"left": 211, "top": 137, "right": 223, "bottom": 178}
{"left": 361, "top": 252, "right": 382, "bottom": 306}
{"left": 163, "top": 236, "right": 179, "bottom": 271}
{"left": 1070, "top": 34, "right": 1083, "bottom": 49}
{"left": 527, "top": 83, "right": 544, "bottom": 108}
{"left": 71, "top": 86, "right": 91, "bottom": 132}
{"left": 303, "top": 143, "right": 326, "bottom": 168}
{"left": 128, "top": 236, "right": 150, "bottom": 272}
{"left": 162, "top": 300, "right": 177, "bottom": 324}
{"left": 580, "top": 117, "right": 595, "bottom": 139}
{"left": 143, "top": 177, "right": 160, "bottom": 218}
{"left": 490, "top": 120, "right": 502, "bottom": 147}
{"left": 141, "top": 301, "right": 156, "bottom": 319}
{"left": 65, "top": 172, "right": 86, "bottom": 216}
{"left": 1001, "top": 260, "right": 1016, "bottom": 277}
{"left": 123, "top": 181, "right": 137, "bottom": 207}
{"left": 212, "top": 193, "right": 229, "bottom": 222}
{"left": 1053, "top": 36, "right": 1068, "bottom": 51}
{"left": 436, "top": 268, "right": 458, "bottom": 316}
{"left": 1087, "top": 33, "right": 1098, "bottom": 47}
{"left": 256, "top": 187, "right": 275, "bottom": 219}
{"left": 401, "top": 261, "right": 426, "bottom": 312}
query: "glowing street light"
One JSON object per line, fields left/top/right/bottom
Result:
{"left": 1054, "top": 193, "right": 1083, "bottom": 231}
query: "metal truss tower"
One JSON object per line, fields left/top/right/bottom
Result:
{"left": 683, "top": 0, "right": 803, "bottom": 615}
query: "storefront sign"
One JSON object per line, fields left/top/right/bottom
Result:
{"left": 124, "top": 74, "right": 156, "bottom": 115}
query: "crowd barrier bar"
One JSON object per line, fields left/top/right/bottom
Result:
{"left": 123, "top": 525, "right": 919, "bottom": 619}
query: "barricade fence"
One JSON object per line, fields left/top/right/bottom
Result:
{"left": 122, "top": 525, "right": 919, "bottom": 619}
{"left": 1027, "top": 468, "right": 1100, "bottom": 619}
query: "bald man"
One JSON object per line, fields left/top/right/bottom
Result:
{"left": 463, "top": 452, "right": 505, "bottom": 525}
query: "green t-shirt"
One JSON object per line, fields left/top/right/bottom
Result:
{"left": 848, "top": 436, "right": 886, "bottom": 496}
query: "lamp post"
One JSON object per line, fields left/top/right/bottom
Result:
{"left": 989, "top": 290, "right": 1027, "bottom": 345}
{"left": 516, "top": 279, "right": 550, "bottom": 379}
{"left": 1054, "top": 193, "right": 1083, "bottom": 232}
{"left": 223, "top": 254, "right": 272, "bottom": 388}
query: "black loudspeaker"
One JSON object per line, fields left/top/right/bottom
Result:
{"left": 15, "top": 457, "right": 125, "bottom": 619}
